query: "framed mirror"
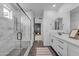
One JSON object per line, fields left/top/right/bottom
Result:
{"left": 55, "top": 17, "right": 63, "bottom": 30}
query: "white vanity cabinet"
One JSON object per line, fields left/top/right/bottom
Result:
{"left": 68, "top": 44, "right": 79, "bottom": 56}
{"left": 51, "top": 36, "right": 57, "bottom": 51}
{"left": 51, "top": 34, "right": 79, "bottom": 56}
{"left": 51, "top": 36, "right": 67, "bottom": 56}
{"left": 56, "top": 39, "right": 67, "bottom": 56}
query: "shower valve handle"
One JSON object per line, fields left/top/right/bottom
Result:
{"left": 17, "top": 32, "right": 22, "bottom": 40}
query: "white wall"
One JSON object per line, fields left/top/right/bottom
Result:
{"left": 35, "top": 18, "right": 42, "bottom": 23}
{"left": 70, "top": 6, "right": 79, "bottom": 31}
{"left": 43, "top": 10, "right": 57, "bottom": 46}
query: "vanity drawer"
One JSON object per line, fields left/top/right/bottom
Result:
{"left": 54, "top": 36, "right": 64, "bottom": 44}
{"left": 58, "top": 39, "right": 64, "bottom": 44}
{"left": 57, "top": 51, "right": 63, "bottom": 56}
{"left": 57, "top": 45, "right": 63, "bottom": 50}
{"left": 56, "top": 47, "right": 63, "bottom": 56}
{"left": 57, "top": 39, "right": 64, "bottom": 48}
{"left": 56, "top": 43, "right": 64, "bottom": 55}
{"left": 56, "top": 43, "right": 67, "bottom": 56}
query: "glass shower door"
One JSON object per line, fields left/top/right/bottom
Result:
{"left": 12, "top": 14, "right": 31, "bottom": 56}
{"left": 5, "top": 13, "right": 23, "bottom": 56}
{"left": 20, "top": 16, "right": 31, "bottom": 56}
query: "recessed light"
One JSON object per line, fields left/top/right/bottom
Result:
{"left": 52, "top": 4, "right": 56, "bottom": 7}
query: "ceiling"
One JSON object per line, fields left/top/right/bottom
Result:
{"left": 19, "top": 3, "right": 64, "bottom": 18}
{"left": 71, "top": 5, "right": 79, "bottom": 14}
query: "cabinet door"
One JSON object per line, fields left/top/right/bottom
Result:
{"left": 51, "top": 37, "right": 58, "bottom": 53}
{"left": 56, "top": 39, "right": 67, "bottom": 56}
{"left": 68, "top": 44, "right": 79, "bottom": 56}
{"left": 63, "top": 42, "right": 67, "bottom": 56}
{"left": 51, "top": 36, "right": 67, "bottom": 56}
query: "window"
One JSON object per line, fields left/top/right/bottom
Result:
{"left": 3, "top": 4, "right": 13, "bottom": 19}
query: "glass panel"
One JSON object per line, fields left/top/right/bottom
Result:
{"left": 0, "top": 14, "right": 16, "bottom": 56}
{"left": 0, "top": 3, "right": 31, "bottom": 56}
{"left": 0, "top": 4, "right": 21, "bottom": 56}
{"left": 20, "top": 16, "right": 31, "bottom": 56}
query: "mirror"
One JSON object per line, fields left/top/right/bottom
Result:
{"left": 55, "top": 17, "right": 63, "bottom": 30}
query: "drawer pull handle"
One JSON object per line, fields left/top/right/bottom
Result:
{"left": 51, "top": 40, "right": 53, "bottom": 43}
{"left": 58, "top": 40, "right": 64, "bottom": 44}
{"left": 58, "top": 51, "right": 62, "bottom": 56}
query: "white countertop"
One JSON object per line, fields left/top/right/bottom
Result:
{"left": 51, "top": 33, "right": 79, "bottom": 47}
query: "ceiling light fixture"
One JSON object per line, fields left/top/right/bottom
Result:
{"left": 52, "top": 4, "right": 56, "bottom": 7}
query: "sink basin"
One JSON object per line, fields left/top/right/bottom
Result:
{"left": 58, "top": 32, "right": 62, "bottom": 35}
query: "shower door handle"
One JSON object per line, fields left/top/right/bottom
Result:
{"left": 17, "top": 32, "right": 22, "bottom": 40}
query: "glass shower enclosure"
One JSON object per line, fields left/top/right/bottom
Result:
{"left": 0, "top": 3, "right": 31, "bottom": 56}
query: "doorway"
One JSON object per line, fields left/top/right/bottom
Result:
{"left": 34, "top": 23, "right": 41, "bottom": 35}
